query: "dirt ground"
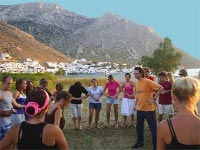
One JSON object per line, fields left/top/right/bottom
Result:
{"left": 61, "top": 76, "right": 200, "bottom": 150}
{"left": 63, "top": 98, "right": 156, "bottom": 150}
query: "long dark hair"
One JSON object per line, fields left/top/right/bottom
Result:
{"left": 26, "top": 81, "right": 34, "bottom": 96}
{"left": 56, "top": 91, "right": 72, "bottom": 102}
{"left": 16, "top": 78, "right": 26, "bottom": 93}
{"left": 25, "top": 89, "right": 48, "bottom": 116}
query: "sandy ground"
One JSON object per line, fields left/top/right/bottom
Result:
{"left": 63, "top": 98, "right": 155, "bottom": 150}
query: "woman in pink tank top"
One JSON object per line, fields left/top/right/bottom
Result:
{"left": 103, "top": 75, "right": 120, "bottom": 128}
{"left": 121, "top": 73, "right": 136, "bottom": 127}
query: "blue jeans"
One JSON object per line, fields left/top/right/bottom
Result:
{"left": 136, "top": 111, "right": 157, "bottom": 149}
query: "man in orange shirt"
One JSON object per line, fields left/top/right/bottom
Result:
{"left": 132, "top": 67, "right": 163, "bottom": 150}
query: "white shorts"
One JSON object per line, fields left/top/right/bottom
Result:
{"left": 158, "top": 104, "right": 174, "bottom": 115}
{"left": 11, "top": 114, "right": 25, "bottom": 126}
{"left": 71, "top": 104, "right": 83, "bottom": 118}
{"left": 121, "top": 98, "right": 136, "bottom": 116}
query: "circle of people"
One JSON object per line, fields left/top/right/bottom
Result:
{"left": 0, "top": 67, "right": 199, "bottom": 150}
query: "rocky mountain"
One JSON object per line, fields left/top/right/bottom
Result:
{"left": 0, "top": 2, "right": 199, "bottom": 67}
{"left": 0, "top": 20, "right": 73, "bottom": 65}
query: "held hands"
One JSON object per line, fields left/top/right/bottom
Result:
{"left": 0, "top": 109, "right": 13, "bottom": 117}
{"left": 108, "top": 95, "right": 117, "bottom": 99}
{"left": 94, "top": 96, "right": 100, "bottom": 101}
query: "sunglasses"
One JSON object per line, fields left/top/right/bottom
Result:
{"left": 179, "top": 74, "right": 183, "bottom": 76}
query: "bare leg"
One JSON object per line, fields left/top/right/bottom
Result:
{"left": 131, "top": 114, "right": 134, "bottom": 125}
{"left": 89, "top": 109, "right": 94, "bottom": 129}
{"left": 73, "top": 117, "right": 77, "bottom": 129}
{"left": 95, "top": 109, "right": 100, "bottom": 128}
{"left": 78, "top": 117, "right": 82, "bottom": 129}
{"left": 158, "top": 114, "right": 163, "bottom": 122}
{"left": 123, "top": 116, "right": 127, "bottom": 124}
{"left": 114, "top": 104, "right": 118, "bottom": 128}
{"left": 106, "top": 103, "right": 112, "bottom": 127}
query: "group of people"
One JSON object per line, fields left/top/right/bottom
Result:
{"left": 0, "top": 66, "right": 199, "bottom": 150}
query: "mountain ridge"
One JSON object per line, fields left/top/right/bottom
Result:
{"left": 0, "top": 2, "right": 199, "bottom": 68}
{"left": 0, "top": 20, "right": 73, "bottom": 65}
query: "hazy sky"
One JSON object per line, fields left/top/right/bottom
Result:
{"left": 1, "top": 0, "right": 199, "bottom": 59}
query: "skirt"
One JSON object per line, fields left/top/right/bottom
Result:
{"left": 121, "top": 98, "right": 136, "bottom": 116}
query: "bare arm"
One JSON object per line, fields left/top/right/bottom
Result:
{"left": 157, "top": 122, "right": 166, "bottom": 150}
{"left": 54, "top": 108, "right": 62, "bottom": 127}
{"left": 102, "top": 86, "right": 109, "bottom": 97}
{"left": 44, "top": 125, "right": 68, "bottom": 150}
{"left": 80, "top": 95, "right": 89, "bottom": 99}
{"left": 54, "top": 127, "right": 68, "bottom": 149}
{"left": 0, "top": 93, "right": 3, "bottom": 101}
{"left": 0, "top": 125, "right": 19, "bottom": 150}
{"left": 12, "top": 91, "right": 25, "bottom": 108}
{"left": 111, "top": 84, "right": 121, "bottom": 99}
{"left": 148, "top": 86, "right": 163, "bottom": 104}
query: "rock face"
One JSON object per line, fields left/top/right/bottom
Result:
{"left": 0, "top": 20, "right": 73, "bottom": 64}
{"left": 0, "top": 2, "right": 199, "bottom": 67}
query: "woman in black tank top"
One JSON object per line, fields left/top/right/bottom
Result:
{"left": 157, "top": 77, "right": 200, "bottom": 149}
{"left": 45, "top": 91, "right": 71, "bottom": 129}
{"left": 0, "top": 89, "right": 68, "bottom": 150}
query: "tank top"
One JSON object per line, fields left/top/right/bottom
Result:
{"left": 166, "top": 119, "right": 200, "bottom": 149}
{"left": 123, "top": 81, "right": 135, "bottom": 99}
{"left": 17, "top": 121, "right": 58, "bottom": 149}
{"left": 45, "top": 108, "right": 65, "bottom": 129}
{"left": 0, "top": 90, "right": 12, "bottom": 127}
{"left": 13, "top": 92, "right": 26, "bottom": 114}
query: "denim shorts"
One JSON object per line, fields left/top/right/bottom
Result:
{"left": 106, "top": 97, "right": 119, "bottom": 104}
{"left": 0, "top": 123, "right": 12, "bottom": 140}
{"left": 89, "top": 102, "right": 102, "bottom": 110}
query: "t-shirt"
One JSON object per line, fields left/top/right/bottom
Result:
{"left": 69, "top": 85, "right": 88, "bottom": 104}
{"left": 147, "top": 76, "right": 155, "bottom": 81}
{"left": 122, "top": 81, "right": 135, "bottom": 99}
{"left": 105, "top": 81, "right": 119, "bottom": 96}
{"left": 88, "top": 86, "right": 103, "bottom": 103}
{"left": 135, "top": 78, "right": 161, "bottom": 111}
{"left": 159, "top": 81, "right": 172, "bottom": 105}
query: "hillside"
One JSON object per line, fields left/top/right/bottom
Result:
{"left": 0, "top": 20, "right": 73, "bottom": 65}
{"left": 0, "top": 2, "right": 199, "bottom": 67}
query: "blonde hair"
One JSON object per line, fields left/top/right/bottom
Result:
{"left": 172, "top": 77, "right": 200, "bottom": 109}
{"left": 166, "top": 72, "right": 174, "bottom": 83}
{"left": 143, "top": 67, "right": 150, "bottom": 73}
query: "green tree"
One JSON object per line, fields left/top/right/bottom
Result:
{"left": 55, "top": 68, "right": 65, "bottom": 76}
{"left": 139, "top": 37, "right": 182, "bottom": 75}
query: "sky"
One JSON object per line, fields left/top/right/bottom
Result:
{"left": 1, "top": 0, "right": 200, "bottom": 60}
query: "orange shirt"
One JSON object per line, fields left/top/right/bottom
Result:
{"left": 135, "top": 78, "right": 161, "bottom": 111}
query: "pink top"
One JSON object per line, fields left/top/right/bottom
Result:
{"left": 122, "top": 81, "right": 135, "bottom": 99}
{"left": 105, "top": 81, "right": 119, "bottom": 96}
